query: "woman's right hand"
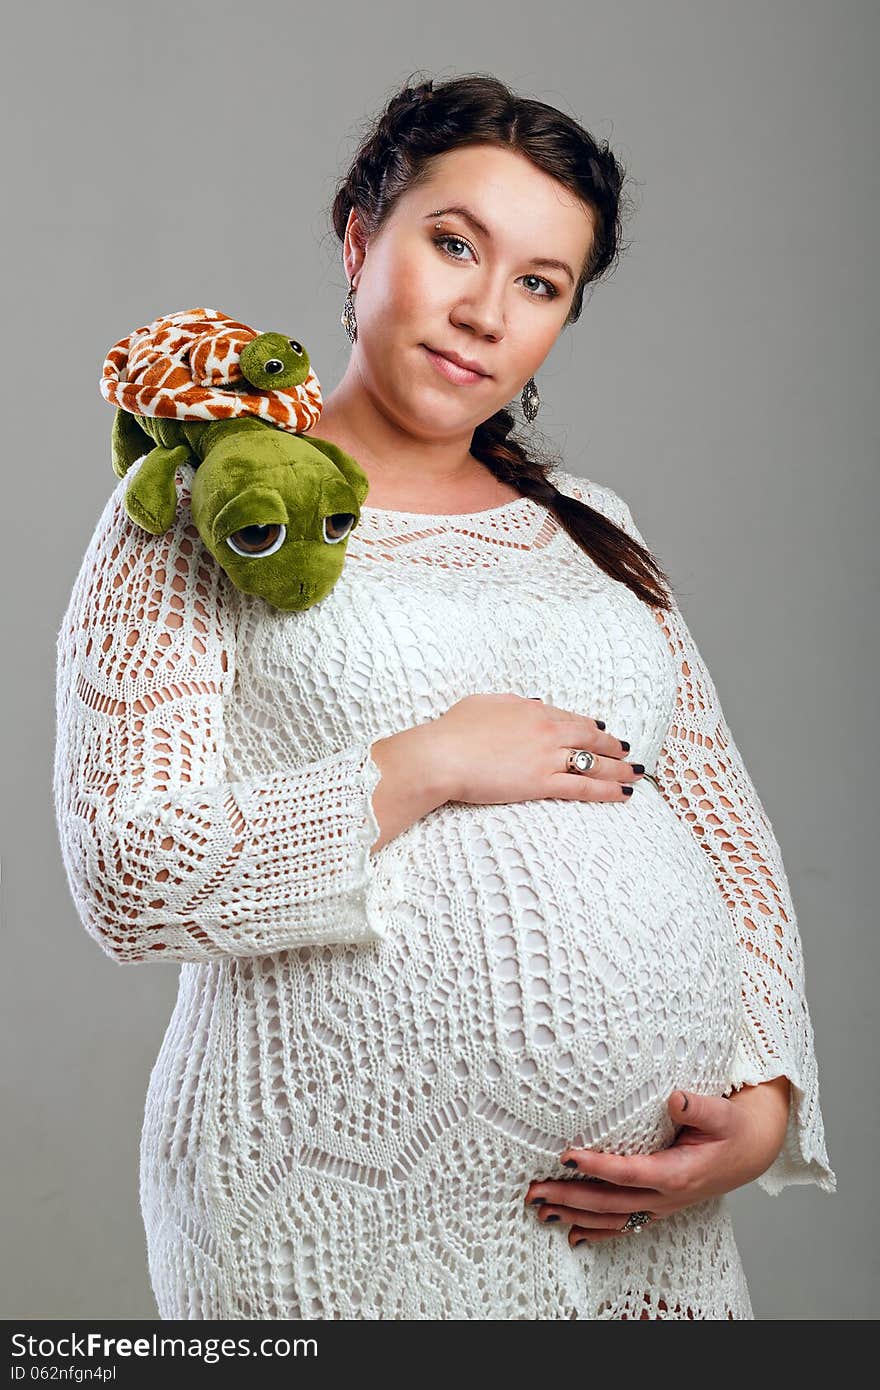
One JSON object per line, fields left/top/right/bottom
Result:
{"left": 425, "top": 693, "right": 644, "bottom": 806}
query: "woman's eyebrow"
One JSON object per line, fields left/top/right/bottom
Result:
{"left": 424, "top": 204, "right": 575, "bottom": 285}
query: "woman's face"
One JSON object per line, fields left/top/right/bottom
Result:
{"left": 343, "top": 144, "right": 595, "bottom": 441}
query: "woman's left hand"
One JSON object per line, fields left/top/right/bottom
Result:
{"left": 524, "top": 1079, "right": 791, "bottom": 1246}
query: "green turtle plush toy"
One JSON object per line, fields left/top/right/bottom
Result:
{"left": 100, "top": 306, "right": 369, "bottom": 612}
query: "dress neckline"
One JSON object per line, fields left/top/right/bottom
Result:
{"left": 358, "top": 493, "right": 540, "bottom": 524}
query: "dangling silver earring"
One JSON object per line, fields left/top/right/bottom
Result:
{"left": 341, "top": 279, "right": 357, "bottom": 344}
{"left": 521, "top": 375, "right": 540, "bottom": 422}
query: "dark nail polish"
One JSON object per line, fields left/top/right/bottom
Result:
{"left": 563, "top": 1158, "right": 579, "bottom": 1168}
{"left": 622, "top": 786, "right": 633, "bottom": 796}
{"left": 528, "top": 1197, "right": 546, "bottom": 1205}
{"left": 595, "top": 719, "right": 606, "bottom": 730}
{"left": 631, "top": 763, "right": 645, "bottom": 774}
{"left": 621, "top": 740, "right": 630, "bottom": 752}
{"left": 544, "top": 1213, "right": 560, "bottom": 1222}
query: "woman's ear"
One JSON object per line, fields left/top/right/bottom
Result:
{"left": 343, "top": 205, "right": 368, "bottom": 288}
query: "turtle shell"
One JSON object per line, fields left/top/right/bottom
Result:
{"left": 99, "top": 306, "right": 323, "bottom": 434}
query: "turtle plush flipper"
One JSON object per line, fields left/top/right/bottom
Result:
{"left": 304, "top": 435, "right": 371, "bottom": 510}
{"left": 124, "top": 445, "right": 193, "bottom": 534}
{"left": 111, "top": 407, "right": 155, "bottom": 480}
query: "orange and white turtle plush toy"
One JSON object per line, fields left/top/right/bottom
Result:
{"left": 100, "top": 307, "right": 369, "bottom": 612}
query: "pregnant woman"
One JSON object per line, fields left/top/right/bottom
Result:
{"left": 54, "top": 74, "right": 835, "bottom": 1320}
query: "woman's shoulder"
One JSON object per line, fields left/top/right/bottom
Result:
{"left": 81, "top": 455, "right": 199, "bottom": 567}
{"left": 549, "top": 466, "right": 633, "bottom": 528}
{"left": 61, "top": 458, "right": 240, "bottom": 684}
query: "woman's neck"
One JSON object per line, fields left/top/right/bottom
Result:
{"left": 314, "top": 378, "right": 498, "bottom": 507}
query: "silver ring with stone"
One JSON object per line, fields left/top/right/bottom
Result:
{"left": 620, "top": 1211, "right": 653, "bottom": 1233}
{"left": 566, "top": 749, "right": 596, "bottom": 775}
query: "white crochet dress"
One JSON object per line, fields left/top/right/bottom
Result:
{"left": 53, "top": 458, "right": 836, "bottom": 1320}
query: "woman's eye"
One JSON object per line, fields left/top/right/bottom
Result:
{"left": 432, "top": 233, "right": 558, "bottom": 299}
{"left": 433, "top": 233, "right": 476, "bottom": 263}
{"left": 226, "top": 523, "right": 286, "bottom": 558}
{"left": 520, "top": 274, "right": 557, "bottom": 299}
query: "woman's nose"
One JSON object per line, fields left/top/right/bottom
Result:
{"left": 450, "top": 289, "right": 505, "bottom": 341}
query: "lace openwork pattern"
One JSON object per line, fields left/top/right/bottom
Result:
{"left": 53, "top": 461, "right": 834, "bottom": 1320}
{"left": 54, "top": 476, "right": 387, "bottom": 960}
{"left": 584, "top": 483, "right": 836, "bottom": 1200}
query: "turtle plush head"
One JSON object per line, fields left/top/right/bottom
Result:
{"left": 190, "top": 421, "right": 368, "bottom": 612}
{"left": 237, "top": 332, "right": 311, "bottom": 390}
{"left": 99, "top": 308, "right": 370, "bottom": 611}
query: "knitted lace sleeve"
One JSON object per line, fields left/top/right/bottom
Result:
{"left": 53, "top": 466, "right": 386, "bottom": 965}
{"left": 564, "top": 473, "right": 836, "bottom": 1196}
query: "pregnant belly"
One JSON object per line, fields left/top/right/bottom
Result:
{"left": 378, "top": 781, "right": 743, "bottom": 1156}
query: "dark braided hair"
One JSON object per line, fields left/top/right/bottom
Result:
{"left": 330, "top": 72, "right": 673, "bottom": 609}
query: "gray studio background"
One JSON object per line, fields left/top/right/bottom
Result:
{"left": 2, "top": 0, "right": 876, "bottom": 1320}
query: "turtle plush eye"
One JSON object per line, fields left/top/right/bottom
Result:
{"left": 323, "top": 513, "right": 356, "bottom": 544}
{"left": 226, "top": 523, "right": 286, "bottom": 558}
{"left": 263, "top": 358, "right": 285, "bottom": 375}
{"left": 288, "top": 339, "right": 303, "bottom": 354}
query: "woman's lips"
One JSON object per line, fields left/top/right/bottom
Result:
{"left": 422, "top": 345, "right": 489, "bottom": 385}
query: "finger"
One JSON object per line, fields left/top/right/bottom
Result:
{"left": 667, "top": 1088, "right": 736, "bottom": 1135}
{"left": 558, "top": 1150, "right": 666, "bottom": 1191}
{"left": 543, "top": 709, "right": 631, "bottom": 762}
{"left": 570, "top": 1224, "right": 647, "bottom": 1245}
{"left": 546, "top": 770, "right": 640, "bottom": 803}
{"left": 534, "top": 1204, "right": 648, "bottom": 1231}
{"left": 527, "top": 1179, "right": 662, "bottom": 1212}
{"left": 556, "top": 743, "right": 645, "bottom": 785}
